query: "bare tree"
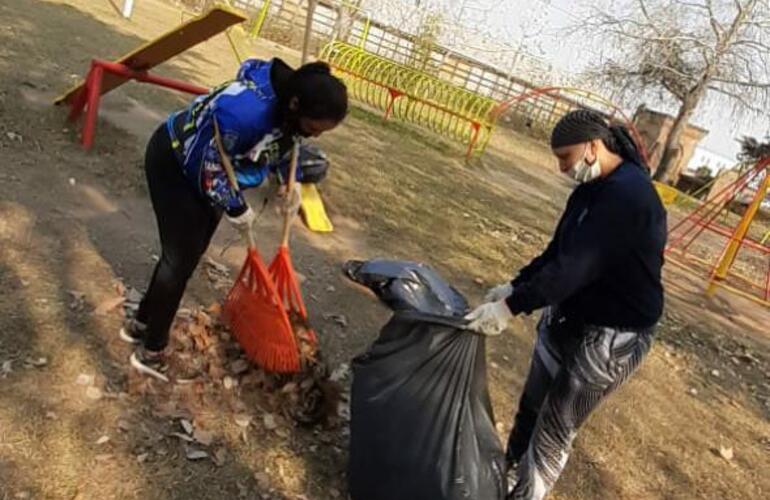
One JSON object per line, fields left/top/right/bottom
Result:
{"left": 581, "top": 0, "right": 770, "bottom": 182}
{"left": 332, "top": 0, "right": 364, "bottom": 43}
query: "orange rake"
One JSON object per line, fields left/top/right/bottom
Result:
{"left": 269, "top": 142, "right": 318, "bottom": 346}
{"left": 213, "top": 121, "right": 302, "bottom": 373}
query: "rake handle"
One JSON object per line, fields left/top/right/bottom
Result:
{"left": 213, "top": 119, "right": 257, "bottom": 248}
{"left": 280, "top": 141, "right": 301, "bottom": 247}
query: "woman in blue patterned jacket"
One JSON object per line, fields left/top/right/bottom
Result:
{"left": 121, "top": 58, "right": 347, "bottom": 381}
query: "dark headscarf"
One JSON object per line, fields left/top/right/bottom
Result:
{"left": 551, "top": 109, "right": 648, "bottom": 171}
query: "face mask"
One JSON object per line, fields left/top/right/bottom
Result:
{"left": 567, "top": 144, "right": 602, "bottom": 183}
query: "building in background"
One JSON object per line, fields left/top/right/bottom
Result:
{"left": 686, "top": 146, "right": 735, "bottom": 176}
{"left": 632, "top": 106, "right": 708, "bottom": 184}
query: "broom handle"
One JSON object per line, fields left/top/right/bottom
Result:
{"left": 280, "top": 141, "right": 301, "bottom": 247}
{"left": 213, "top": 119, "right": 257, "bottom": 249}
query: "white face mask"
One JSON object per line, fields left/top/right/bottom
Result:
{"left": 567, "top": 144, "right": 602, "bottom": 183}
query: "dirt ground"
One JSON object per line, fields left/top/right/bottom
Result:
{"left": 1, "top": 1, "right": 768, "bottom": 499}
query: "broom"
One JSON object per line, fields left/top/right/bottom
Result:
{"left": 214, "top": 120, "right": 301, "bottom": 373}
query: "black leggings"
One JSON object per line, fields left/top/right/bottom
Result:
{"left": 136, "top": 125, "right": 223, "bottom": 351}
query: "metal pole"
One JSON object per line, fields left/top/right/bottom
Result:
{"left": 708, "top": 158, "right": 770, "bottom": 290}
{"left": 301, "top": 0, "right": 317, "bottom": 64}
{"left": 250, "top": 0, "right": 271, "bottom": 38}
{"left": 122, "top": 0, "right": 135, "bottom": 19}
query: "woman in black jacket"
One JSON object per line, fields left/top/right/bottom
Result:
{"left": 466, "top": 110, "right": 667, "bottom": 499}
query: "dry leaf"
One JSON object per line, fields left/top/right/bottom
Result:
{"left": 193, "top": 429, "right": 215, "bottom": 446}
{"left": 208, "top": 364, "right": 227, "bottom": 380}
{"left": 94, "top": 296, "right": 125, "bottom": 316}
{"left": 329, "top": 364, "right": 350, "bottom": 382}
{"left": 180, "top": 419, "right": 193, "bottom": 435}
{"left": 45, "top": 411, "right": 57, "bottom": 420}
{"left": 136, "top": 453, "right": 149, "bottom": 463}
{"left": 186, "top": 448, "right": 209, "bottom": 461}
{"left": 234, "top": 415, "right": 251, "bottom": 428}
{"left": 126, "top": 287, "right": 143, "bottom": 303}
{"left": 719, "top": 446, "right": 734, "bottom": 461}
{"left": 263, "top": 414, "right": 277, "bottom": 431}
{"left": 29, "top": 357, "right": 48, "bottom": 368}
{"left": 213, "top": 447, "right": 227, "bottom": 467}
{"left": 117, "top": 420, "right": 131, "bottom": 432}
{"left": 96, "top": 435, "right": 110, "bottom": 445}
{"left": 230, "top": 359, "right": 250, "bottom": 375}
{"left": 324, "top": 314, "right": 348, "bottom": 328}
{"left": 254, "top": 472, "right": 270, "bottom": 489}
{"left": 171, "top": 432, "right": 194, "bottom": 443}
{"left": 86, "top": 387, "right": 103, "bottom": 400}
{"left": 204, "top": 257, "right": 229, "bottom": 275}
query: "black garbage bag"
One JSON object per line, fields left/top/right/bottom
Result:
{"left": 346, "top": 260, "right": 506, "bottom": 500}
{"left": 343, "top": 259, "right": 469, "bottom": 315}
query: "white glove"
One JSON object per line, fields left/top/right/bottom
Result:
{"left": 227, "top": 205, "right": 256, "bottom": 233}
{"left": 464, "top": 300, "right": 513, "bottom": 336}
{"left": 280, "top": 182, "right": 302, "bottom": 217}
{"left": 484, "top": 282, "right": 514, "bottom": 302}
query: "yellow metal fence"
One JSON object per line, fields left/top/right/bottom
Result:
{"left": 321, "top": 42, "right": 497, "bottom": 158}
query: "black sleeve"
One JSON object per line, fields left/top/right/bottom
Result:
{"left": 511, "top": 223, "right": 561, "bottom": 287}
{"left": 506, "top": 199, "right": 627, "bottom": 315}
{"left": 510, "top": 200, "right": 572, "bottom": 287}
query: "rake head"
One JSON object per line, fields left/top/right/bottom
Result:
{"left": 223, "top": 247, "right": 301, "bottom": 373}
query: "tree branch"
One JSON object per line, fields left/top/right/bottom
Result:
{"left": 711, "top": 76, "right": 770, "bottom": 88}
{"left": 707, "top": 84, "right": 763, "bottom": 113}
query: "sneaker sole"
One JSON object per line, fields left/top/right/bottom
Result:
{"left": 129, "top": 352, "right": 170, "bottom": 383}
{"left": 119, "top": 327, "right": 143, "bottom": 345}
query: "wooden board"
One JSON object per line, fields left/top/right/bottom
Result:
{"left": 55, "top": 6, "right": 246, "bottom": 105}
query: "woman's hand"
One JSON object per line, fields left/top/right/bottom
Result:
{"left": 464, "top": 301, "right": 513, "bottom": 336}
{"left": 227, "top": 205, "right": 256, "bottom": 234}
{"left": 279, "top": 182, "right": 302, "bottom": 218}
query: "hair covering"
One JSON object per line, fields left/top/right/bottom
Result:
{"left": 551, "top": 109, "right": 648, "bottom": 171}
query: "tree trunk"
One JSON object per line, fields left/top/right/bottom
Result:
{"left": 333, "top": 0, "right": 362, "bottom": 43}
{"left": 653, "top": 92, "right": 700, "bottom": 184}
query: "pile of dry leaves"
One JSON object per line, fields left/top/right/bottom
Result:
{"left": 125, "top": 300, "right": 348, "bottom": 429}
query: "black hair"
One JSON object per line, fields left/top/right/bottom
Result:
{"left": 273, "top": 59, "right": 348, "bottom": 123}
{"left": 551, "top": 109, "right": 648, "bottom": 171}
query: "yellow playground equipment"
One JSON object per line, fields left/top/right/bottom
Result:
{"left": 320, "top": 41, "right": 498, "bottom": 159}
{"left": 300, "top": 183, "right": 334, "bottom": 232}
{"left": 667, "top": 157, "right": 770, "bottom": 306}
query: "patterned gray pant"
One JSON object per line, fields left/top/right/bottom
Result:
{"left": 508, "top": 308, "right": 654, "bottom": 500}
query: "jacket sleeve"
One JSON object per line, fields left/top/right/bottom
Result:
{"left": 199, "top": 109, "right": 248, "bottom": 217}
{"left": 505, "top": 198, "right": 628, "bottom": 315}
{"left": 199, "top": 85, "right": 272, "bottom": 216}
{"left": 511, "top": 225, "right": 561, "bottom": 288}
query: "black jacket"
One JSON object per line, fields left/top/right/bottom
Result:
{"left": 506, "top": 162, "right": 667, "bottom": 329}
